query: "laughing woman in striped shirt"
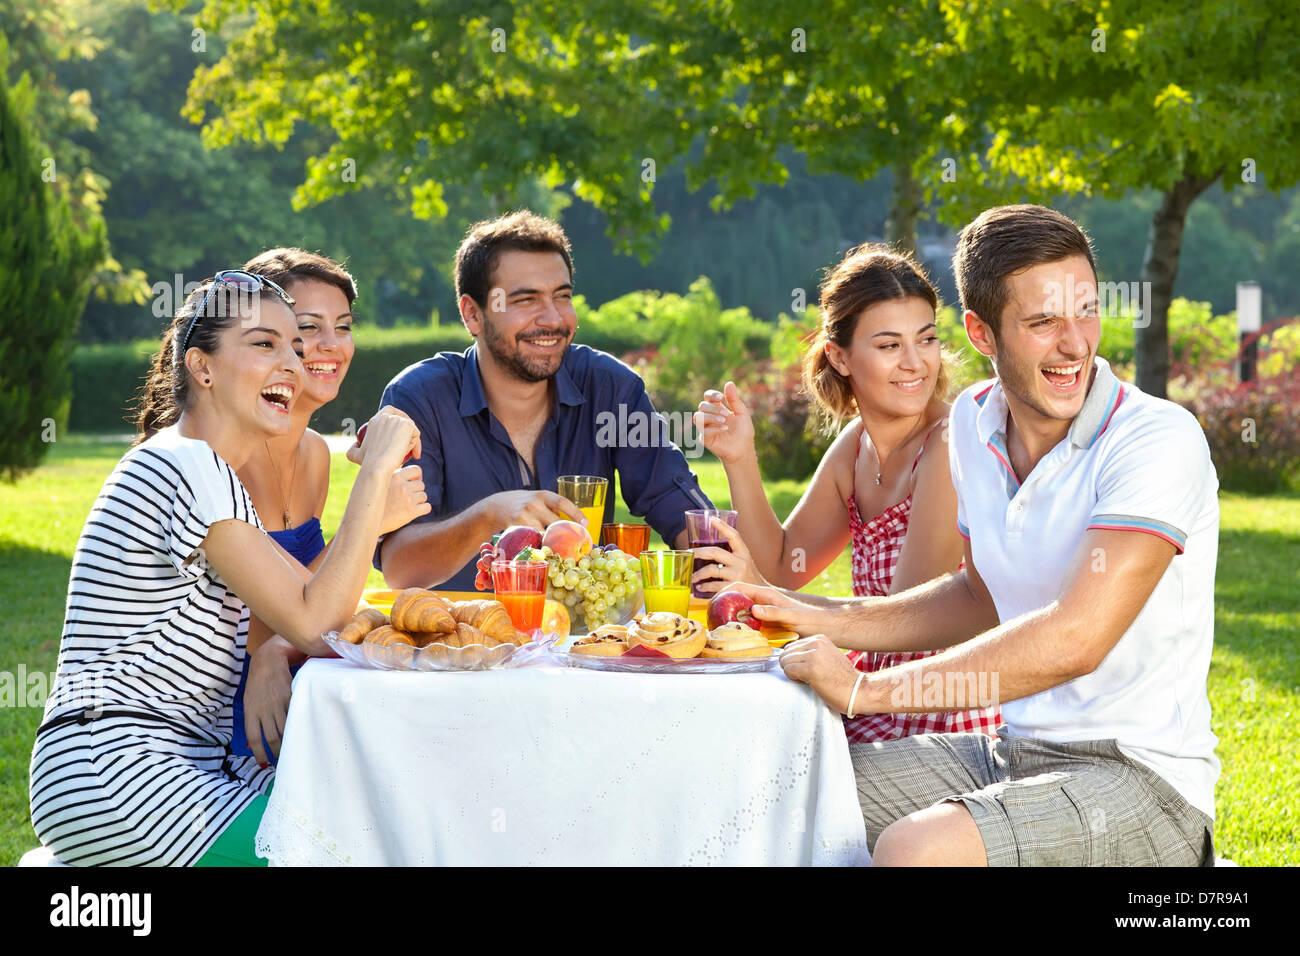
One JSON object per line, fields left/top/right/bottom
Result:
{"left": 28, "top": 273, "right": 425, "bottom": 866}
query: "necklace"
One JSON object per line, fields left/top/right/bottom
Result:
{"left": 866, "top": 415, "right": 930, "bottom": 487}
{"left": 265, "top": 440, "right": 300, "bottom": 529}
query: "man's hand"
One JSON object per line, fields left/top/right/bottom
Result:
{"left": 720, "top": 581, "right": 836, "bottom": 638}
{"left": 244, "top": 637, "right": 295, "bottom": 766}
{"left": 779, "top": 635, "right": 861, "bottom": 714}
{"left": 487, "top": 489, "right": 586, "bottom": 531}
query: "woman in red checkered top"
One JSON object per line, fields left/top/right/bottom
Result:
{"left": 693, "top": 244, "right": 1000, "bottom": 742}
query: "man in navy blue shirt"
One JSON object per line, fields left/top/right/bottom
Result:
{"left": 378, "top": 211, "right": 713, "bottom": 591}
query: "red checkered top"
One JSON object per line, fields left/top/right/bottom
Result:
{"left": 843, "top": 422, "right": 1001, "bottom": 743}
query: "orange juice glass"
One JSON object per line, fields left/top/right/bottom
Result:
{"left": 601, "top": 522, "right": 650, "bottom": 554}
{"left": 490, "top": 560, "right": 548, "bottom": 632}
{"left": 558, "top": 475, "right": 608, "bottom": 538}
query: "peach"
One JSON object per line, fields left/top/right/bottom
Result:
{"left": 541, "top": 599, "right": 571, "bottom": 640}
{"left": 542, "top": 520, "right": 593, "bottom": 560}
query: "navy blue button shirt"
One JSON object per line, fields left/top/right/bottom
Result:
{"left": 377, "top": 343, "right": 713, "bottom": 590}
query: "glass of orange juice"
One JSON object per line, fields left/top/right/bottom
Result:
{"left": 558, "top": 475, "right": 608, "bottom": 538}
{"left": 639, "top": 550, "right": 693, "bottom": 616}
{"left": 490, "top": 560, "right": 548, "bottom": 633}
{"left": 601, "top": 522, "right": 650, "bottom": 554}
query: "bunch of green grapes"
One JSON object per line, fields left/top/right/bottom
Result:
{"left": 538, "top": 545, "right": 643, "bottom": 633}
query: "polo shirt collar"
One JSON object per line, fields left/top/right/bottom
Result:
{"left": 974, "top": 356, "right": 1124, "bottom": 451}
{"left": 458, "top": 343, "right": 587, "bottom": 418}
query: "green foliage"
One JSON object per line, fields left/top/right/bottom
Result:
{"left": 611, "top": 278, "right": 771, "bottom": 415}
{"left": 934, "top": 304, "right": 993, "bottom": 395}
{"left": 0, "top": 34, "right": 105, "bottom": 478}
{"left": 58, "top": 0, "right": 561, "bottom": 341}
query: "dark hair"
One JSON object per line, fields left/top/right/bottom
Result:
{"left": 132, "top": 282, "right": 256, "bottom": 443}
{"left": 803, "top": 243, "right": 951, "bottom": 432}
{"left": 241, "top": 248, "right": 357, "bottom": 306}
{"left": 953, "top": 204, "right": 1096, "bottom": 337}
{"left": 454, "top": 210, "right": 574, "bottom": 308}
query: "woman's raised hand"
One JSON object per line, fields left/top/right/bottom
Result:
{"left": 381, "top": 463, "right": 432, "bottom": 534}
{"left": 690, "top": 516, "right": 771, "bottom": 593}
{"left": 354, "top": 407, "right": 421, "bottom": 473}
{"left": 694, "top": 381, "right": 755, "bottom": 466}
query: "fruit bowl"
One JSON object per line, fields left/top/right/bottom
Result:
{"left": 545, "top": 548, "right": 644, "bottom": 636}
{"left": 475, "top": 526, "right": 644, "bottom": 637}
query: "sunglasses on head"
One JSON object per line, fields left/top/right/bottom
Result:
{"left": 173, "top": 270, "right": 297, "bottom": 367}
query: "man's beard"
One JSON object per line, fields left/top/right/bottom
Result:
{"left": 481, "top": 317, "right": 569, "bottom": 383}
{"left": 993, "top": 341, "right": 1093, "bottom": 421}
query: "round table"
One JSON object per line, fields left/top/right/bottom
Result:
{"left": 255, "top": 656, "right": 870, "bottom": 866}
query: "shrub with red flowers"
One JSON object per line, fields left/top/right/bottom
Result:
{"left": 744, "top": 359, "right": 834, "bottom": 482}
{"left": 1178, "top": 319, "right": 1300, "bottom": 494}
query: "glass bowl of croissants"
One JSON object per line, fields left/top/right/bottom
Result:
{"left": 324, "top": 589, "right": 542, "bottom": 671}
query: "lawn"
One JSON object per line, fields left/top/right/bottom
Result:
{"left": 1, "top": 436, "right": 1295, "bottom": 865}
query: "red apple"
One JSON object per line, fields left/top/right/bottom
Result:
{"left": 497, "top": 525, "right": 544, "bottom": 560}
{"left": 708, "top": 590, "right": 760, "bottom": 631}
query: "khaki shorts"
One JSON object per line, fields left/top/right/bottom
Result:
{"left": 849, "top": 727, "right": 1215, "bottom": 866}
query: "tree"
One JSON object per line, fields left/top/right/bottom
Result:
{"left": 942, "top": 0, "right": 1300, "bottom": 396}
{"left": 175, "top": 0, "right": 1300, "bottom": 399}
{"left": 0, "top": 33, "right": 105, "bottom": 478}
{"left": 1, "top": 0, "right": 149, "bottom": 310}
{"left": 174, "top": 0, "right": 987, "bottom": 260}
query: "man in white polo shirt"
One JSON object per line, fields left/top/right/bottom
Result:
{"left": 733, "top": 204, "right": 1219, "bottom": 865}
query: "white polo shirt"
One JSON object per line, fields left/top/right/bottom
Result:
{"left": 949, "top": 357, "right": 1220, "bottom": 817}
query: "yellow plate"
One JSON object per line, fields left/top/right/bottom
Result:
{"left": 360, "top": 588, "right": 483, "bottom": 613}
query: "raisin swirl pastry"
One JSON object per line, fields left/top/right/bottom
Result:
{"left": 625, "top": 612, "right": 707, "bottom": 659}
{"left": 570, "top": 624, "right": 630, "bottom": 656}
{"left": 700, "top": 622, "right": 773, "bottom": 659}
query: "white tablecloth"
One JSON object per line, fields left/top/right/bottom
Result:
{"left": 255, "top": 657, "right": 869, "bottom": 866}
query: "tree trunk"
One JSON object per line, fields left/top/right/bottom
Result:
{"left": 885, "top": 161, "right": 920, "bottom": 256}
{"left": 1137, "top": 169, "right": 1221, "bottom": 397}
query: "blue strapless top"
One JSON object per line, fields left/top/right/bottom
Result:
{"left": 229, "top": 517, "right": 326, "bottom": 760}
{"left": 268, "top": 516, "right": 326, "bottom": 566}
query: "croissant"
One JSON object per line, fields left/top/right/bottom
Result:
{"left": 391, "top": 588, "right": 456, "bottom": 634}
{"left": 338, "top": 607, "right": 388, "bottom": 644}
{"left": 450, "top": 600, "right": 517, "bottom": 645}
{"left": 364, "top": 624, "right": 417, "bottom": 667}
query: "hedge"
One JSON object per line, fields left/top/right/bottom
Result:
{"left": 67, "top": 314, "right": 686, "bottom": 434}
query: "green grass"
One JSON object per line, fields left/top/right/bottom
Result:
{"left": 1, "top": 437, "right": 1295, "bottom": 865}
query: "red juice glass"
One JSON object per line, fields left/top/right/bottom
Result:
{"left": 684, "top": 509, "right": 738, "bottom": 600}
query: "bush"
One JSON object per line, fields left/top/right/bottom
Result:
{"left": 0, "top": 38, "right": 105, "bottom": 476}
{"left": 1189, "top": 372, "right": 1300, "bottom": 494}
{"left": 607, "top": 278, "right": 772, "bottom": 415}
{"left": 746, "top": 360, "right": 834, "bottom": 481}
{"left": 68, "top": 282, "right": 777, "bottom": 433}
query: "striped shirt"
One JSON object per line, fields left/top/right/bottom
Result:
{"left": 30, "top": 426, "right": 274, "bottom": 865}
